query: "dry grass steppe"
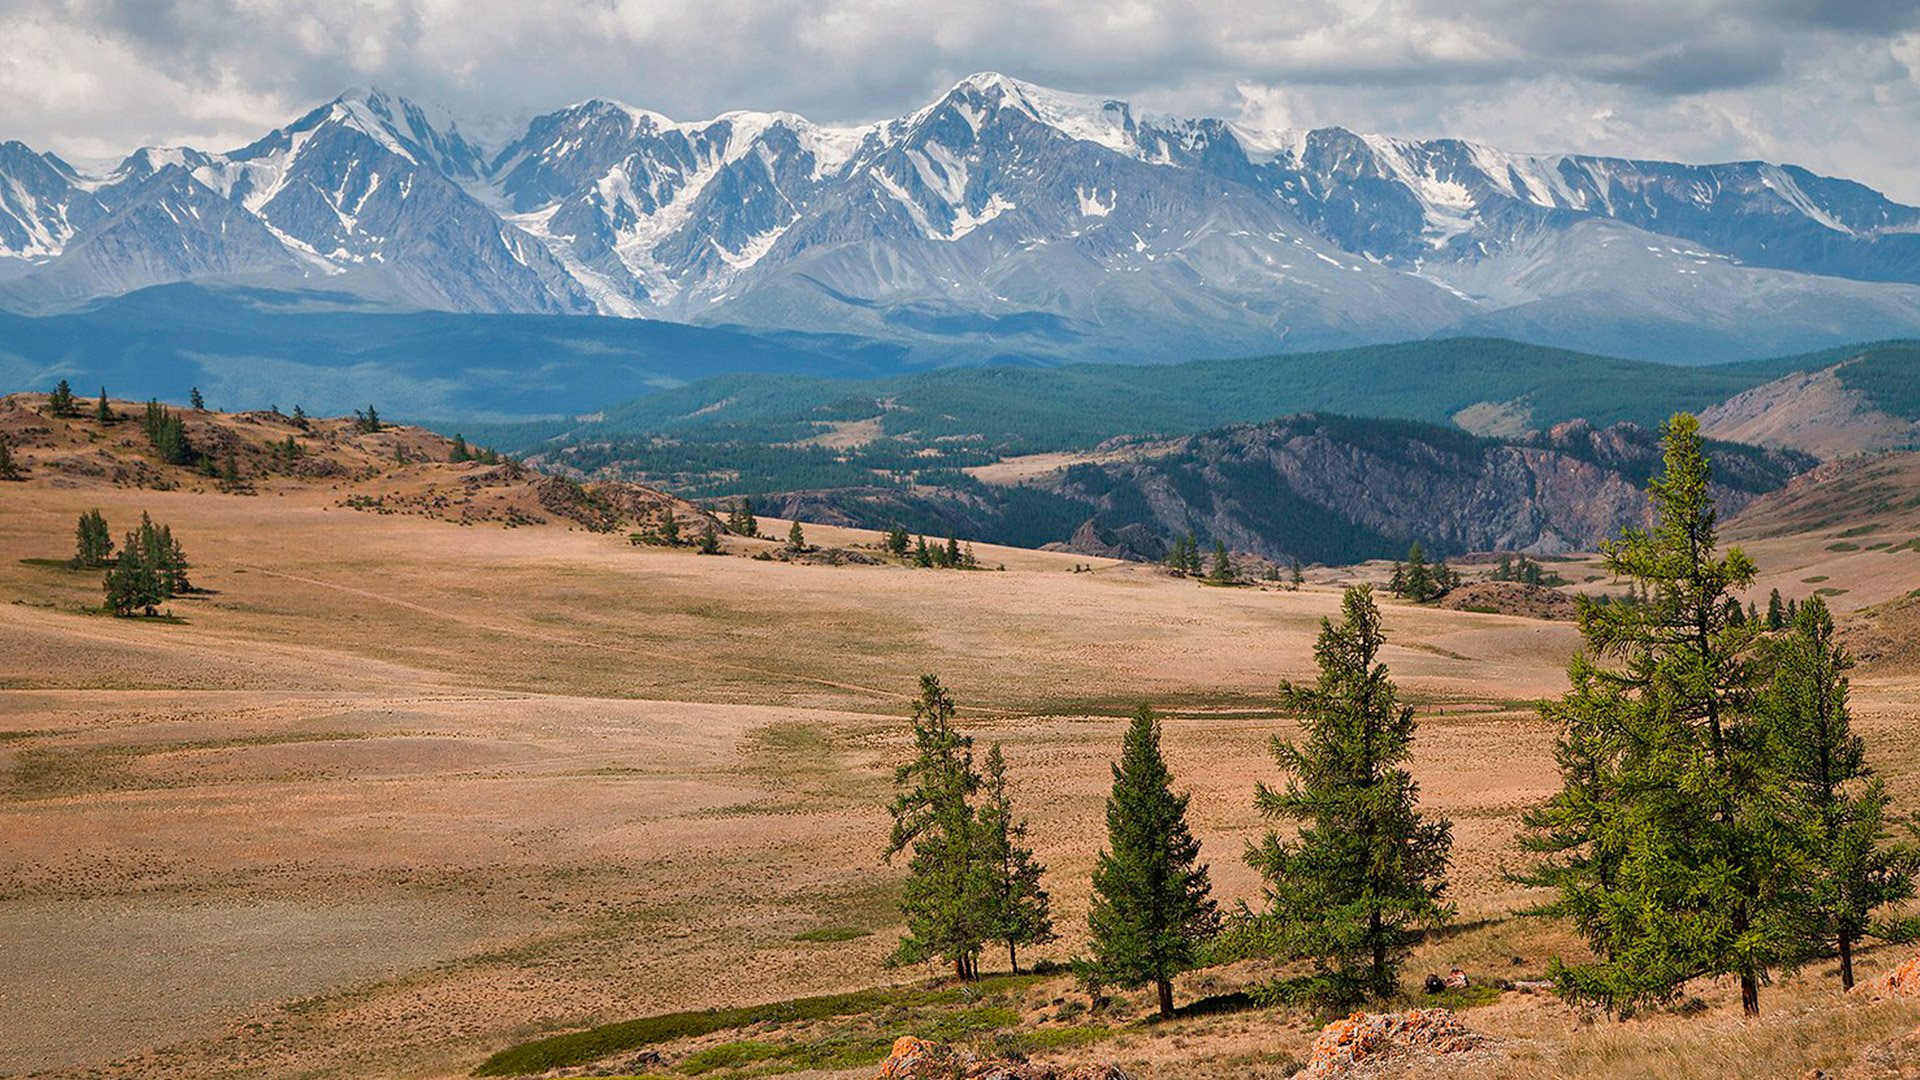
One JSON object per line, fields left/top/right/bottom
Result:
{"left": 4, "top": 398, "right": 1920, "bottom": 1079}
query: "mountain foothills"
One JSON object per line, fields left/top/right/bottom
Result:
{"left": 7, "top": 76, "right": 1920, "bottom": 364}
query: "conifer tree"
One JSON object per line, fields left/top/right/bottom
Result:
{"left": 95, "top": 387, "right": 112, "bottom": 423}
{"left": 980, "top": 743, "right": 1055, "bottom": 974}
{"left": 189, "top": 387, "right": 205, "bottom": 410}
{"left": 1208, "top": 541, "right": 1236, "bottom": 584}
{"left": 72, "top": 510, "right": 114, "bottom": 569}
{"left": 0, "top": 435, "right": 20, "bottom": 481}
{"left": 886, "top": 676, "right": 990, "bottom": 980}
{"left": 1520, "top": 414, "right": 1790, "bottom": 1016}
{"left": 658, "top": 512, "right": 681, "bottom": 546}
{"left": 885, "top": 522, "right": 910, "bottom": 557}
{"left": 914, "top": 536, "right": 933, "bottom": 568}
{"left": 449, "top": 434, "right": 471, "bottom": 463}
{"left": 697, "top": 522, "right": 722, "bottom": 554}
{"left": 47, "top": 379, "right": 77, "bottom": 417}
{"left": 1290, "top": 558, "right": 1305, "bottom": 590}
{"left": 1239, "top": 585, "right": 1452, "bottom": 1003}
{"left": 1165, "top": 534, "right": 1196, "bottom": 575}
{"left": 291, "top": 404, "right": 308, "bottom": 428}
{"left": 1087, "top": 706, "right": 1218, "bottom": 1018}
{"left": 1767, "top": 588, "right": 1786, "bottom": 630}
{"left": 1762, "top": 597, "right": 1918, "bottom": 989}
{"left": 1401, "top": 542, "right": 1433, "bottom": 599}
{"left": 787, "top": 520, "right": 807, "bottom": 551}
{"left": 945, "top": 533, "right": 962, "bottom": 568}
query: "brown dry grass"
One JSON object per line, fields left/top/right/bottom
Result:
{"left": 3, "top": 410, "right": 1920, "bottom": 1079}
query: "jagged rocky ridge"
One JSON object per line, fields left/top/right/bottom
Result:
{"left": 6, "top": 76, "right": 1920, "bottom": 361}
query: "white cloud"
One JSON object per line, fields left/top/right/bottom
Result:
{"left": 0, "top": 0, "right": 1916, "bottom": 200}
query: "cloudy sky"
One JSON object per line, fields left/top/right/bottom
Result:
{"left": 4, "top": 0, "right": 1920, "bottom": 199}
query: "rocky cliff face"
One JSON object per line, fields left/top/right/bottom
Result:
{"left": 1041, "top": 416, "right": 1806, "bottom": 562}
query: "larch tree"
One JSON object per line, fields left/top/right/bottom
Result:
{"left": 1239, "top": 585, "right": 1452, "bottom": 1004}
{"left": 1520, "top": 414, "right": 1794, "bottom": 1017}
{"left": 1087, "top": 706, "right": 1218, "bottom": 1018}
{"left": 979, "top": 742, "right": 1055, "bottom": 974}
{"left": 885, "top": 675, "right": 990, "bottom": 980}
{"left": 1762, "top": 597, "right": 1918, "bottom": 989}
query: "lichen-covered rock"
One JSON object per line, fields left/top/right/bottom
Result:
{"left": 875, "top": 1035, "right": 1132, "bottom": 1080}
{"left": 1300, "top": 1008, "right": 1489, "bottom": 1079}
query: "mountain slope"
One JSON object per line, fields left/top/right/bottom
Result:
{"left": 4, "top": 77, "right": 1920, "bottom": 362}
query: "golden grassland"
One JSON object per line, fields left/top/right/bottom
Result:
{"left": 4, "top": 406, "right": 1920, "bottom": 1078}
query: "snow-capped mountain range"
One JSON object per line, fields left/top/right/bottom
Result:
{"left": 6, "top": 74, "right": 1920, "bottom": 363}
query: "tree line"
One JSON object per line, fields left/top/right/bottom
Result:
{"left": 885, "top": 416, "right": 1915, "bottom": 1021}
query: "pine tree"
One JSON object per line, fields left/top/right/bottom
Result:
{"left": 787, "top": 520, "right": 807, "bottom": 551}
{"left": 885, "top": 522, "right": 910, "bottom": 557}
{"left": 1239, "top": 585, "right": 1453, "bottom": 1003}
{"left": 72, "top": 510, "right": 114, "bottom": 569}
{"left": 885, "top": 676, "right": 990, "bottom": 980}
{"left": 47, "top": 379, "right": 77, "bottom": 417}
{"left": 1208, "top": 541, "right": 1236, "bottom": 584}
{"left": 697, "top": 522, "right": 722, "bottom": 555}
{"left": 0, "top": 435, "right": 20, "bottom": 481}
{"left": 1520, "top": 414, "right": 1789, "bottom": 1017}
{"left": 356, "top": 405, "right": 382, "bottom": 433}
{"left": 1767, "top": 588, "right": 1786, "bottom": 630}
{"left": 1762, "top": 597, "right": 1919, "bottom": 990}
{"left": 914, "top": 536, "right": 933, "bottom": 568}
{"left": 658, "top": 512, "right": 681, "bottom": 546}
{"left": 142, "top": 400, "right": 193, "bottom": 465}
{"left": 1165, "top": 534, "right": 1195, "bottom": 575}
{"left": 1087, "top": 706, "right": 1218, "bottom": 1018}
{"left": 1290, "top": 558, "right": 1305, "bottom": 590}
{"left": 1183, "top": 533, "right": 1204, "bottom": 576}
{"left": 189, "top": 387, "right": 205, "bottom": 410}
{"left": 291, "top": 404, "right": 308, "bottom": 428}
{"left": 980, "top": 743, "right": 1055, "bottom": 974}
{"left": 1495, "top": 554, "right": 1514, "bottom": 582}
{"left": 95, "top": 387, "right": 112, "bottom": 423}
{"left": 945, "top": 533, "right": 962, "bottom": 568}
{"left": 220, "top": 448, "right": 241, "bottom": 484}
{"left": 103, "top": 525, "right": 167, "bottom": 616}
{"left": 449, "top": 434, "right": 471, "bottom": 463}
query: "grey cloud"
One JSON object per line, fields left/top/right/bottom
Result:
{"left": 0, "top": 0, "right": 1916, "bottom": 200}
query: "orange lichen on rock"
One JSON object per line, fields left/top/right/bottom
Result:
{"left": 1299, "top": 1008, "right": 1489, "bottom": 1078}
{"left": 1877, "top": 954, "right": 1920, "bottom": 997}
{"left": 875, "top": 1035, "right": 1132, "bottom": 1080}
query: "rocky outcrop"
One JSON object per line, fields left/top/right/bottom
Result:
{"left": 877, "top": 1036, "right": 1130, "bottom": 1080}
{"left": 1300, "top": 1009, "right": 1491, "bottom": 1079}
{"left": 1040, "top": 414, "right": 1808, "bottom": 563}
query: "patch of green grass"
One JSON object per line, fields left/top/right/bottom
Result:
{"left": 473, "top": 976, "right": 1044, "bottom": 1077}
{"left": 1816, "top": 587, "right": 1851, "bottom": 597}
{"left": 1867, "top": 542, "right": 1893, "bottom": 551}
{"left": 792, "top": 926, "right": 871, "bottom": 944}
{"left": 1835, "top": 523, "right": 1884, "bottom": 538}
{"left": 18, "top": 557, "right": 83, "bottom": 569}
{"left": 1802, "top": 575, "right": 1830, "bottom": 583}
{"left": 675, "top": 1040, "right": 788, "bottom": 1075}
{"left": 1826, "top": 541, "right": 1862, "bottom": 553}
{"left": 1014, "top": 1025, "right": 1118, "bottom": 1053}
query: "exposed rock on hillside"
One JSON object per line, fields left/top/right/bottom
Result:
{"left": 1039, "top": 415, "right": 1807, "bottom": 564}
{"left": 1701, "top": 364, "right": 1920, "bottom": 460}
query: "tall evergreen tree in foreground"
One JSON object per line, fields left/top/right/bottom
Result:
{"left": 1762, "top": 597, "right": 1918, "bottom": 989}
{"left": 1520, "top": 414, "right": 1792, "bottom": 1016}
{"left": 1237, "top": 585, "right": 1452, "bottom": 1004}
{"left": 980, "top": 743, "right": 1055, "bottom": 974}
{"left": 1087, "top": 706, "right": 1218, "bottom": 1018}
{"left": 885, "top": 675, "right": 989, "bottom": 980}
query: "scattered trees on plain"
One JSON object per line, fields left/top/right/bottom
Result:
{"left": 1492, "top": 554, "right": 1564, "bottom": 586}
{"left": 1229, "top": 585, "right": 1453, "bottom": 1004}
{"left": 1519, "top": 414, "right": 1916, "bottom": 1016}
{"left": 1387, "top": 541, "right": 1460, "bottom": 602}
{"left": 72, "top": 510, "right": 114, "bottom": 568}
{"left": 103, "top": 513, "right": 190, "bottom": 617}
{"left": 1085, "top": 706, "right": 1218, "bottom": 1018}
{"left": 885, "top": 676, "right": 1055, "bottom": 982}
